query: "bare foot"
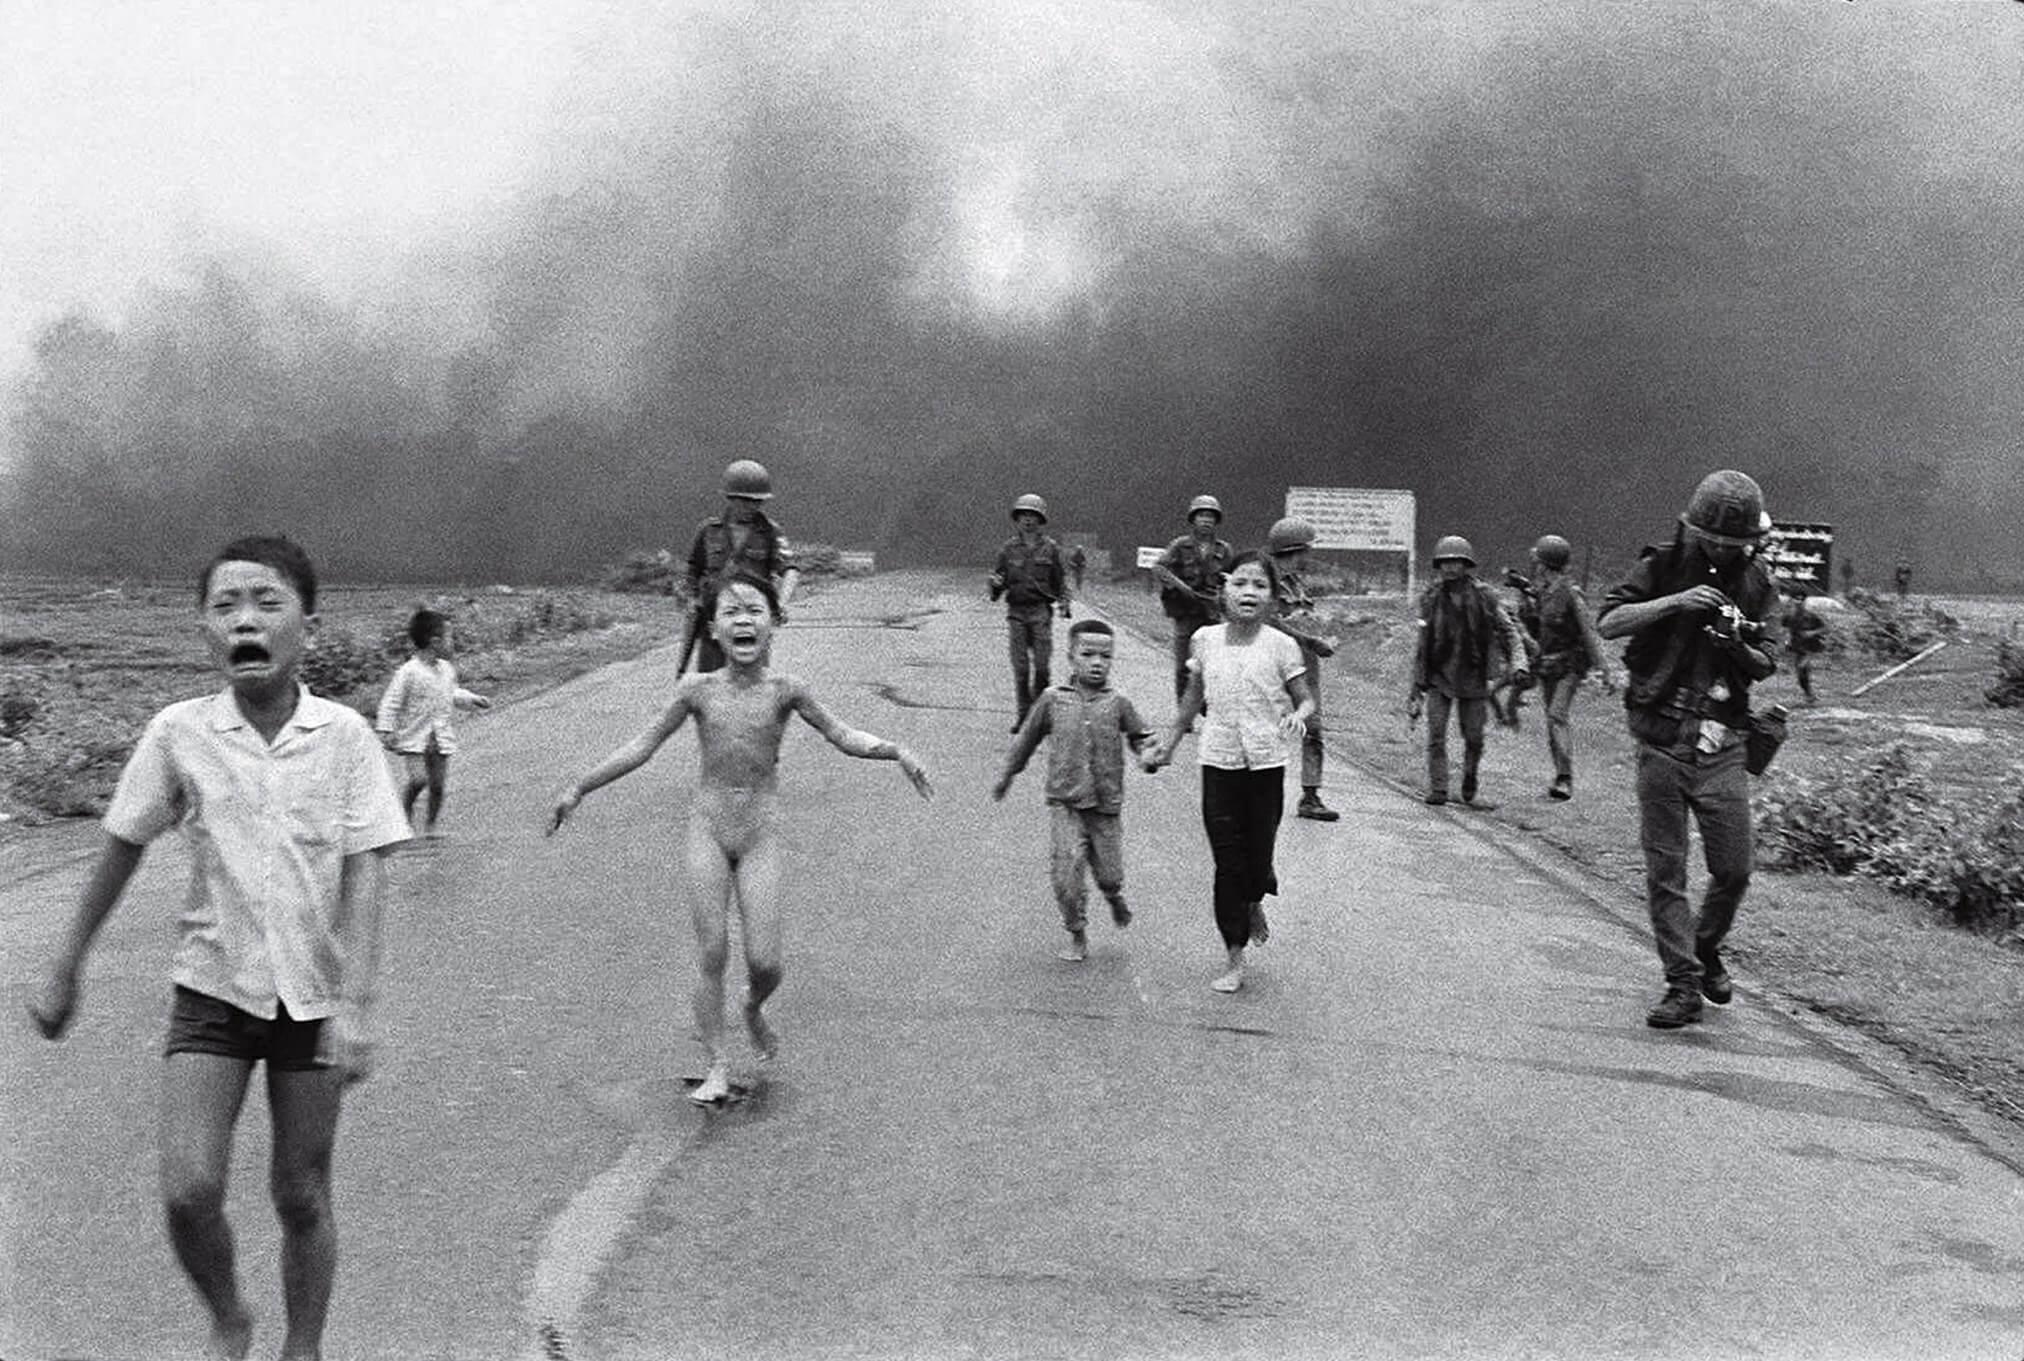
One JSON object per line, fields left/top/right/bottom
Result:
{"left": 208, "top": 1308, "right": 254, "bottom": 1361}
{"left": 1248, "top": 902, "right": 1269, "bottom": 946}
{"left": 1210, "top": 966, "right": 1244, "bottom": 993}
{"left": 1109, "top": 899, "right": 1133, "bottom": 928}
{"left": 690, "top": 1062, "right": 732, "bottom": 1105}
{"left": 742, "top": 991, "right": 778, "bottom": 1062}
{"left": 1057, "top": 932, "right": 1088, "bottom": 963}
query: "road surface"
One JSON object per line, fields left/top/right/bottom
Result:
{"left": 5, "top": 570, "right": 2024, "bottom": 1360}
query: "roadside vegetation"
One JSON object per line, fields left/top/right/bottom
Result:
{"left": 1, "top": 544, "right": 856, "bottom": 823}
{"left": 0, "top": 576, "right": 682, "bottom": 821}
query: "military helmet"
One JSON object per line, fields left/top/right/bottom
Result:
{"left": 722, "top": 459, "right": 774, "bottom": 500}
{"left": 1187, "top": 494, "right": 1224, "bottom": 522}
{"left": 1011, "top": 492, "right": 1049, "bottom": 524}
{"left": 1531, "top": 534, "right": 1572, "bottom": 569}
{"left": 1432, "top": 534, "right": 1476, "bottom": 566}
{"left": 1679, "top": 470, "right": 1766, "bottom": 547}
{"left": 1267, "top": 516, "right": 1317, "bottom": 554}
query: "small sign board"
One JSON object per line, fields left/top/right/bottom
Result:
{"left": 1284, "top": 487, "right": 1416, "bottom": 552}
{"left": 1762, "top": 522, "right": 1833, "bottom": 594}
{"left": 1136, "top": 545, "right": 1165, "bottom": 570}
{"left": 837, "top": 550, "right": 877, "bottom": 575}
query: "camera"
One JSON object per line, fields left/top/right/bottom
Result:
{"left": 1704, "top": 600, "right": 1764, "bottom": 645}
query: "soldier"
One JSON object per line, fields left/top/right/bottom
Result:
{"left": 1524, "top": 534, "right": 1619, "bottom": 800}
{"left": 1597, "top": 470, "right": 1780, "bottom": 1030}
{"left": 684, "top": 460, "right": 799, "bottom": 672}
{"left": 1782, "top": 582, "right": 1829, "bottom": 704}
{"left": 1151, "top": 495, "right": 1234, "bottom": 705}
{"left": 1408, "top": 535, "right": 1530, "bottom": 808}
{"left": 1266, "top": 516, "right": 1343, "bottom": 822}
{"left": 989, "top": 493, "right": 1071, "bottom": 731}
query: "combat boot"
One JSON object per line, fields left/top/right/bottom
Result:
{"left": 1297, "top": 789, "right": 1340, "bottom": 822}
{"left": 1645, "top": 987, "right": 1704, "bottom": 1029}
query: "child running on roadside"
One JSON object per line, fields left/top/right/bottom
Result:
{"left": 29, "top": 534, "right": 410, "bottom": 1361}
{"left": 549, "top": 573, "right": 932, "bottom": 1103}
{"left": 1146, "top": 551, "right": 1316, "bottom": 993}
{"left": 375, "top": 607, "right": 492, "bottom": 838}
{"left": 992, "top": 618, "right": 1153, "bottom": 962}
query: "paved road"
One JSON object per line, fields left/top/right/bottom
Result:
{"left": 6, "top": 570, "right": 2024, "bottom": 1360}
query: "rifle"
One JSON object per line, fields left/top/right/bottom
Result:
{"left": 675, "top": 606, "right": 706, "bottom": 675}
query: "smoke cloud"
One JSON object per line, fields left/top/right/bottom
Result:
{"left": 5, "top": 2, "right": 2020, "bottom": 587}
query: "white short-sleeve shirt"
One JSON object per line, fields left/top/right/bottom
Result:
{"left": 1189, "top": 624, "right": 1308, "bottom": 770}
{"left": 375, "top": 656, "right": 478, "bottom": 754}
{"left": 105, "top": 688, "right": 411, "bottom": 1020}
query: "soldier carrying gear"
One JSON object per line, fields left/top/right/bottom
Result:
{"left": 683, "top": 459, "right": 799, "bottom": 673}
{"left": 1152, "top": 494, "right": 1234, "bottom": 704}
{"left": 990, "top": 493, "right": 1071, "bottom": 730}
{"left": 1265, "top": 515, "right": 1343, "bottom": 821}
{"left": 1411, "top": 532, "right": 1529, "bottom": 808}
{"left": 1598, "top": 469, "right": 1780, "bottom": 1031}
{"left": 1523, "top": 532, "right": 1619, "bottom": 800}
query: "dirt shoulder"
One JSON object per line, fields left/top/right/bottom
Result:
{"left": 1081, "top": 576, "right": 2024, "bottom": 1152}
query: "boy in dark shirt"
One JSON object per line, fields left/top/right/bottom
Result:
{"left": 993, "top": 619, "right": 1152, "bottom": 962}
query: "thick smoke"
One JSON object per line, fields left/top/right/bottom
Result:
{"left": 5, "top": 3, "right": 2020, "bottom": 587}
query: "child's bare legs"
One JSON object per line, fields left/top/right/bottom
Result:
{"left": 733, "top": 834, "right": 784, "bottom": 1061}
{"left": 267, "top": 1065, "right": 344, "bottom": 1361}
{"left": 686, "top": 816, "right": 737, "bottom": 1101}
{"left": 161, "top": 1054, "right": 257, "bottom": 1360}
{"left": 399, "top": 754, "right": 429, "bottom": 827}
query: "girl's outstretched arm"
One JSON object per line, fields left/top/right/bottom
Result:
{"left": 549, "top": 685, "right": 696, "bottom": 832}
{"left": 791, "top": 683, "right": 933, "bottom": 798}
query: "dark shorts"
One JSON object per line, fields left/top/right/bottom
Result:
{"left": 164, "top": 986, "right": 327, "bottom": 1071}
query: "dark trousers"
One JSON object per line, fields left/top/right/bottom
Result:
{"left": 1201, "top": 765, "right": 1284, "bottom": 949}
{"left": 1635, "top": 739, "right": 1753, "bottom": 988}
{"left": 1007, "top": 609, "right": 1053, "bottom": 722}
{"left": 1169, "top": 616, "right": 1206, "bottom": 704}
{"left": 1300, "top": 648, "right": 1326, "bottom": 788}
{"left": 1424, "top": 690, "right": 1488, "bottom": 796}
{"left": 1541, "top": 674, "right": 1578, "bottom": 782}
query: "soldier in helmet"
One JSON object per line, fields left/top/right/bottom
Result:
{"left": 1408, "top": 535, "right": 1529, "bottom": 809}
{"left": 1526, "top": 533, "right": 1620, "bottom": 800}
{"left": 1597, "top": 470, "right": 1780, "bottom": 1031}
{"left": 1265, "top": 516, "right": 1343, "bottom": 821}
{"left": 684, "top": 459, "right": 799, "bottom": 672}
{"left": 1151, "top": 495, "right": 1234, "bottom": 704}
{"left": 989, "top": 493, "right": 1071, "bottom": 730}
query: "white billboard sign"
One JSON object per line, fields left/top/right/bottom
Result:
{"left": 1136, "top": 545, "right": 1165, "bottom": 570}
{"left": 1284, "top": 487, "right": 1416, "bottom": 552}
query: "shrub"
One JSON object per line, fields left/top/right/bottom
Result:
{"left": 0, "top": 705, "right": 145, "bottom": 818}
{"left": 1757, "top": 742, "right": 2024, "bottom": 935}
{"left": 601, "top": 550, "right": 685, "bottom": 597}
{"left": 1986, "top": 639, "right": 2024, "bottom": 709}
{"left": 792, "top": 541, "right": 844, "bottom": 578}
{"left": 1842, "top": 587, "right": 1957, "bottom": 661}
{"left": 300, "top": 625, "right": 403, "bottom": 698}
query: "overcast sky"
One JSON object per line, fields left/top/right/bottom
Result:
{"left": 3, "top": 1, "right": 2021, "bottom": 580}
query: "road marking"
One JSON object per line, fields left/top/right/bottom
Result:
{"left": 523, "top": 1131, "right": 685, "bottom": 1360}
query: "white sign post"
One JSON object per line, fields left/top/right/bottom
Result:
{"left": 1284, "top": 487, "right": 1418, "bottom": 597}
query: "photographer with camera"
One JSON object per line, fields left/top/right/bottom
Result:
{"left": 1598, "top": 470, "right": 1780, "bottom": 1030}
